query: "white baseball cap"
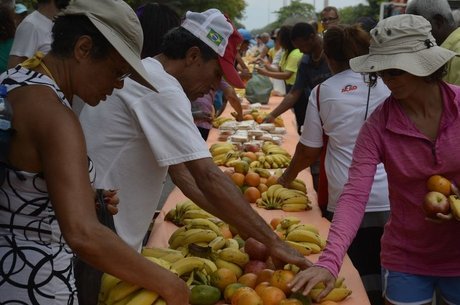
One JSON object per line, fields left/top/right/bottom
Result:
{"left": 181, "top": 9, "right": 245, "bottom": 88}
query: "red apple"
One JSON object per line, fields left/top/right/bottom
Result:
{"left": 244, "top": 237, "right": 269, "bottom": 261}
{"left": 423, "top": 191, "right": 450, "bottom": 218}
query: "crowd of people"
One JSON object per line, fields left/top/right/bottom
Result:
{"left": 1, "top": 0, "right": 460, "bottom": 304}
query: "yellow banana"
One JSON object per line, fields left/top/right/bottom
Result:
{"left": 183, "top": 218, "right": 222, "bottom": 236}
{"left": 141, "top": 247, "right": 183, "bottom": 259}
{"left": 158, "top": 252, "right": 185, "bottom": 263}
{"left": 209, "top": 236, "right": 226, "bottom": 251}
{"left": 280, "top": 216, "right": 301, "bottom": 229}
{"left": 267, "top": 184, "right": 283, "bottom": 202}
{"left": 170, "top": 257, "right": 206, "bottom": 277}
{"left": 106, "top": 281, "right": 141, "bottom": 304}
{"left": 298, "top": 241, "right": 321, "bottom": 254}
{"left": 167, "top": 226, "right": 187, "bottom": 246}
{"left": 196, "top": 257, "right": 218, "bottom": 274}
{"left": 180, "top": 209, "right": 214, "bottom": 221}
{"left": 211, "top": 144, "right": 235, "bottom": 156}
{"left": 449, "top": 195, "right": 460, "bottom": 220}
{"left": 281, "top": 203, "right": 308, "bottom": 212}
{"left": 284, "top": 240, "right": 312, "bottom": 256}
{"left": 286, "top": 223, "right": 319, "bottom": 235}
{"left": 125, "top": 289, "right": 159, "bottom": 305}
{"left": 281, "top": 195, "right": 309, "bottom": 206}
{"left": 99, "top": 273, "right": 121, "bottom": 303}
{"left": 286, "top": 229, "right": 322, "bottom": 246}
{"left": 168, "top": 231, "right": 187, "bottom": 249}
{"left": 152, "top": 297, "right": 166, "bottom": 305}
{"left": 254, "top": 168, "right": 271, "bottom": 178}
{"left": 309, "top": 287, "right": 352, "bottom": 302}
{"left": 335, "top": 276, "right": 346, "bottom": 288}
{"left": 217, "top": 248, "right": 249, "bottom": 267}
{"left": 144, "top": 256, "right": 171, "bottom": 270}
{"left": 320, "top": 237, "right": 327, "bottom": 249}
{"left": 213, "top": 258, "right": 243, "bottom": 278}
{"left": 289, "top": 179, "right": 307, "bottom": 193}
{"left": 225, "top": 238, "right": 240, "bottom": 250}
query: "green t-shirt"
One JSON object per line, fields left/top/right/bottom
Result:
{"left": 279, "top": 48, "right": 302, "bottom": 85}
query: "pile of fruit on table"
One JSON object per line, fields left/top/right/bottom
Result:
{"left": 97, "top": 213, "right": 352, "bottom": 305}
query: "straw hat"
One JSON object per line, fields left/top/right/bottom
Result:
{"left": 350, "top": 14, "right": 457, "bottom": 76}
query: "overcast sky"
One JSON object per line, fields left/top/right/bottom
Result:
{"left": 242, "top": 0, "right": 368, "bottom": 30}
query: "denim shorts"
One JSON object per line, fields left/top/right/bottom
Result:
{"left": 382, "top": 268, "right": 460, "bottom": 305}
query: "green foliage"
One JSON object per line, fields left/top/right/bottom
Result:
{"left": 338, "top": 0, "right": 386, "bottom": 24}
{"left": 274, "top": 0, "right": 315, "bottom": 25}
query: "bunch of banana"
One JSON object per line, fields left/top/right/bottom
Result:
{"left": 285, "top": 225, "right": 326, "bottom": 254}
{"left": 170, "top": 256, "right": 217, "bottom": 277}
{"left": 256, "top": 184, "right": 312, "bottom": 211}
{"left": 261, "top": 141, "right": 291, "bottom": 157}
{"left": 168, "top": 227, "right": 219, "bottom": 249}
{"left": 164, "top": 200, "right": 216, "bottom": 226}
{"left": 273, "top": 116, "right": 285, "bottom": 127}
{"left": 212, "top": 116, "right": 234, "bottom": 128}
{"left": 253, "top": 167, "right": 271, "bottom": 178}
{"left": 210, "top": 143, "right": 236, "bottom": 165}
{"left": 226, "top": 159, "right": 249, "bottom": 174}
{"left": 257, "top": 153, "right": 291, "bottom": 169}
{"left": 98, "top": 255, "right": 172, "bottom": 305}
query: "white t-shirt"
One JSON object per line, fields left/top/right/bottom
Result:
{"left": 9, "top": 11, "right": 53, "bottom": 58}
{"left": 300, "top": 69, "right": 391, "bottom": 212}
{"left": 79, "top": 58, "right": 211, "bottom": 250}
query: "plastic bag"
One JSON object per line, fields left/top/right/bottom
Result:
{"left": 245, "top": 71, "right": 273, "bottom": 105}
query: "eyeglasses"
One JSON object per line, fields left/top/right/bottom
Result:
{"left": 108, "top": 52, "right": 132, "bottom": 82}
{"left": 117, "top": 72, "right": 132, "bottom": 82}
{"left": 376, "top": 69, "right": 406, "bottom": 78}
{"left": 321, "top": 17, "right": 338, "bottom": 23}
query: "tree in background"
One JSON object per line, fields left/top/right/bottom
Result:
{"left": 19, "top": 0, "right": 246, "bottom": 24}
{"left": 339, "top": 0, "right": 386, "bottom": 24}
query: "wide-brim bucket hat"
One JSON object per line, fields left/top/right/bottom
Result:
{"left": 61, "top": 0, "right": 157, "bottom": 91}
{"left": 350, "top": 14, "right": 457, "bottom": 77}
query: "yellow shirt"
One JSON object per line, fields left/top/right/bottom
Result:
{"left": 279, "top": 49, "right": 302, "bottom": 85}
{"left": 441, "top": 27, "right": 460, "bottom": 85}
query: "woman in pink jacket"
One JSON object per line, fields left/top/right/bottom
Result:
{"left": 290, "top": 14, "right": 460, "bottom": 305}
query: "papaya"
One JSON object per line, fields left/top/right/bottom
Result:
{"left": 189, "top": 285, "right": 221, "bottom": 305}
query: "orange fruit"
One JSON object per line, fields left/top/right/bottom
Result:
{"left": 211, "top": 268, "right": 238, "bottom": 291}
{"left": 257, "top": 183, "right": 268, "bottom": 193}
{"left": 255, "top": 269, "right": 275, "bottom": 285}
{"left": 219, "top": 223, "right": 233, "bottom": 239}
{"left": 231, "top": 173, "right": 246, "bottom": 187}
{"left": 242, "top": 152, "right": 257, "bottom": 162}
{"left": 231, "top": 287, "right": 256, "bottom": 304}
{"left": 244, "top": 187, "right": 261, "bottom": 203}
{"left": 245, "top": 172, "right": 261, "bottom": 187}
{"left": 238, "top": 272, "right": 258, "bottom": 288}
{"left": 243, "top": 114, "right": 254, "bottom": 120}
{"left": 254, "top": 281, "right": 270, "bottom": 295}
{"left": 259, "top": 177, "right": 267, "bottom": 185}
{"left": 269, "top": 217, "right": 282, "bottom": 230}
{"left": 232, "top": 289, "right": 263, "bottom": 305}
{"left": 224, "top": 283, "right": 246, "bottom": 302}
{"left": 426, "top": 174, "right": 451, "bottom": 196}
{"left": 270, "top": 270, "right": 295, "bottom": 294}
{"left": 265, "top": 175, "right": 279, "bottom": 187}
{"left": 258, "top": 286, "right": 286, "bottom": 305}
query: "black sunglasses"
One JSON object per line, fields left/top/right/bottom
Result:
{"left": 376, "top": 69, "right": 406, "bottom": 78}
{"left": 321, "top": 16, "right": 338, "bottom": 23}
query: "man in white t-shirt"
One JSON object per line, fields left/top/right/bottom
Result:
{"left": 7, "top": 0, "right": 69, "bottom": 69}
{"left": 79, "top": 9, "right": 310, "bottom": 269}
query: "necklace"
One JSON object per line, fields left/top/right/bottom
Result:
{"left": 312, "top": 50, "right": 324, "bottom": 63}
{"left": 20, "top": 51, "right": 56, "bottom": 82}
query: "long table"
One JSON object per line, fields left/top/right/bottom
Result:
{"left": 147, "top": 96, "right": 370, "bottom": 305}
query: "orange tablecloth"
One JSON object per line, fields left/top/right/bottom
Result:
{"left": 147, "top": 96, "right": 370, "bottom": 305}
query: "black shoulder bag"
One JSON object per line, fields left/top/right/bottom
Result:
{"left": 74, "top": 189, "right": 116, "bottom": 305}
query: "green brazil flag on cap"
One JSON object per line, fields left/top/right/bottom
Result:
{"left": 207, "top": 29, "right": 223, "bottom": 46}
